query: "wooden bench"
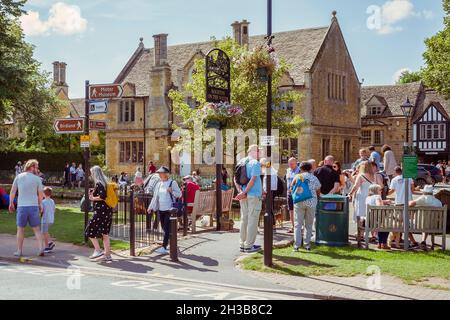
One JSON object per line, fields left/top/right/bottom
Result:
{"left": 365, "top": 205, "right": 447, "bottom": 250}
{"left": 190, "top": 189, "right": 234, "bottom": 233}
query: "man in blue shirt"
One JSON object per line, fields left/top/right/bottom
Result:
{"left": 234, "top": 145, "right": 263, "bottom": 253}
{"left": 369, "top": 146, "right": 381, "bottom": 169}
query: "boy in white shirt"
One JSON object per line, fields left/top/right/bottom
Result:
{"left": 42, "top": 187, "right": 56, "bottom": 253}
{"left": 387, "top": 166, "right": 418, "bottom": 248}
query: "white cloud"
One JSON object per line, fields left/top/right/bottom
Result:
{"left": 20, "top": 2, "right": 88, "bottom": 36}
{"left": 392, "top": 67, "right": 411, "bottom": 83}
{"left": 378, "top": 0, "right": 414, "bottom": 34}
{"left": 371, "top": 0, "right": 434, "bottom": 35}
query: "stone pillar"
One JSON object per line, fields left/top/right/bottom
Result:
{"left": 153, "top": 34, "right": 168, "bottom": 66}
{"left": 241, "top": 20, "right": 250, "bottom": 47}
{"left": 231, "top": 21, "right": 241, "bottom": 45}
{"left": 53, "top": 61, "right": 60, "bottom": 84}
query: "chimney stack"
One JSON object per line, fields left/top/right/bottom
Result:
{"left": 53, "top": 61, "right": 60, "bottom": 84}
{"left": 153, "top": 34, "right": 168, "bottom": 66}
{"left": 231, "top": 20, "right": 250, "bottom": 46}
{"left": 59, "top": 62, "right": 67, "bottom": 85}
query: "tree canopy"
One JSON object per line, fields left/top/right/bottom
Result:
{"left": 0, "top": 0, "right": 65, "bottom": 151}
{"left": 421, "top": 0, "right": 450, "bottom": 98}
{"left": 396, "top": 70, "right": 422, "bottom": 84}
{"left": 168, "top": 37, "right": 305, "bottom": 140}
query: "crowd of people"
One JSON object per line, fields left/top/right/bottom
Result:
{"left": 233, "top": 144, "right": 445, "bottom": 253}
{"left": 6, "top": 144, "right": 447, "bottom": 261}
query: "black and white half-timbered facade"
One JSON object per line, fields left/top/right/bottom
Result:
{"left": 412, "top": 90, "right": 450, "bottom": 163}
{"left": 362, "top": 83, "right": 450, "bottom": 163}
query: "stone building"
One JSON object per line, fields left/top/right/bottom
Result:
{"left": 107, "top": 12, "right": 361, "bottom": 175}
{"left": 361, "top": 81, "right": 450, "bottom": 163}
{"left": 1, "top": 62, "right": 103, "bottom": 146}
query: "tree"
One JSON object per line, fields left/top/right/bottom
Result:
{"left": 396, "top": 70, "right": 422, "bottom": 84}
{"left": 0, "top": 0, "right": 61, "bottom": 141}
{"left": 168, "top": 38, "right": 305, "bottom": 157}
{"left": 422, "top": 0, "right": 450, "bottom": 98}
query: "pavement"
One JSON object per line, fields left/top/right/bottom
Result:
{"left": 1, "top": 184, "right": 449, "bottom": 300}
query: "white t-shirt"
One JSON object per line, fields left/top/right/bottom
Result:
{"left": 414, "top": 195, "right": 442, "bottom": 207}
{"left": 12, "top": 172, "right": 43, "bottom": 207}
{"left": 366, "top": 194, "right": 382, "bottom": 207}
{"left": 42, "top": 198, "right": 56, "bottom": 224}
{"left": 389, "top": 175, "right": 413, "bottom": 205}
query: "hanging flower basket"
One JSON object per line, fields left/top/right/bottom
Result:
{"left": 198, "top": 102, "right": 243, "bottom": 129}
{"left": 236, "top": 45, "right": 278, "bottom": 83}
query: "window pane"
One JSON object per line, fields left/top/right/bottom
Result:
{"left": 132, "top": 142, "right": 137, "bottom": 163}
{"left": 125, "top": 102, "right": 129, "bottom": 122}
{"left": 119, "top": 102, "right": 123, "bottom": 122}
{"left": 131, "top": 101, "right": 135, "bottom": 122}
{"left": 441, "top": 124, "right": 446, "bottom": 139}
{"left": 125, "top": 142, "right": 131, "bottom": 162}
{"left": 342, "top": 76, "right": 346, "bottom": 102}
{"left": 290, "top": 138, "right": 298, "bottom": 158}
{"left": 362, "top": 130, "right": 371, "bottom": 145}
{"left": 138, "top": 142, "right": 144, "bottom": 163}
{"left": 119, "top": 142, "right": 124, "bottom": 163}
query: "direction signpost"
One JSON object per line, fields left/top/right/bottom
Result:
{"left": 89, "top": 100, "right": 109, "bottom": 114}
{"left": 54, "top": 118, "right": 84, "bottom": 134}
{"left": 89, "top": 84, "right": 123, "bottom": 100}
{"left": 89, "top": 120, "right": 107, "bottom": 131}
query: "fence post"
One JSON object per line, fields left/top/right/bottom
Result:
{"left": 129, "top": 189, "right": 135, "bottom": 257}
{"left": 183, "top": 186, "right": 188, "bottom": 237}
{"left": 170, "top": 212, "right": 178, "bottom": 262}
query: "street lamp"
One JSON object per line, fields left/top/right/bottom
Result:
{"left": 401, "top": 97, "right": 414, "bottom": 151}
{"left": 400, "top": 97, "right": 414, "bottom": 251}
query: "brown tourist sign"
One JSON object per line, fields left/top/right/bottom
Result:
{"left": 89, "top": 120, "right": 107, "bottom": 131}
{"left": 53, "top": 118, "right": 84, "bottom": 134}
{"left": 89, "top": 84, "right": 123, "bottom": 100}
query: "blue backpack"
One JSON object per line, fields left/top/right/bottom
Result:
{"left": 292, "top": 174, "right": 313, "bottom": 204}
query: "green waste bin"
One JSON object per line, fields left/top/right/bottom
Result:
{"left": 315, "top": 195, "right": 349, "bottom": 247}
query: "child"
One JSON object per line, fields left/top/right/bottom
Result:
{"left": 42, "top": 187, "right": 56, "bottom": 253}
{"left": 366, "top": 184, "right": 391, "bottom": 249}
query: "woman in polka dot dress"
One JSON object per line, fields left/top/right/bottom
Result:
{"left": 85, "top": 166, "right": 113, "bottom": 262}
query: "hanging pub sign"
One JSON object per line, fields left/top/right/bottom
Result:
{"left": 205, "top": 48, "right": 231, "bottom": 104}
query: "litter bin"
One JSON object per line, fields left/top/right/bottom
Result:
{"left": 315, "top": 195, "right": 349, "bottom": 247}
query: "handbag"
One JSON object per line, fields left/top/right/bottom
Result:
{"left": 292, "top": 174, "right": 313, "bottom": 204}
{"left": 80, "top": 195, "right": 93, "bottom": 212}
{"left": 168, "top": 180, "right": 184, "bottom": 217}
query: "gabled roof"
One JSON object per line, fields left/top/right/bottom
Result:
{"left": 69, "top": 98, "right": 85, "bottom": 117}
{"left": 413, "top": 89, "right": 450, "bottom": 123}
{"left": 361, "top": 82, "right": 423, "bottom": 117}
{"left": 115, "top": 25, "right": 330, "bottom": 97}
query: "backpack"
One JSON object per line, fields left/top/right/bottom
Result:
{"left": 292, "top": 174, "right": 313, "bottom": 204}
{"left": 274, "top": 176, "right": 286, "bottom": 197}
{"left": 234, "top": 158, "right": 250, "bottom": 186}
{"left": 105, "top": 183, "right": 119, "bottom": 208}
{"left": 168, "top": 180, "right": 184, "bottom": 217}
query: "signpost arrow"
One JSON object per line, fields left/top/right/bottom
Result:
{"left": 89, "top": 84, "right": 123, "bottom": 100}
{"left": 89, "top": 100, "right": 109, "bottom": 114}
{"left": 89, "top": 120, "right": 107, "bottom": 131}
{"left": 53, "top": 118, "right": 85, "bottom": 134}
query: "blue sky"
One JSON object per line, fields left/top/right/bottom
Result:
{"left": 20, "top": 0, "right": 446, "bottom": 98}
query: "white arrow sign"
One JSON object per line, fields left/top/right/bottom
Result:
{"left": 89, "top": 100, "right": 108, "bottom": 114}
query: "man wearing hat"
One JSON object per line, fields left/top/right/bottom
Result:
{"left": 409, "top": 185, "right": 443, "bottom": 248}
{"left": 148, "top": 166, "right": 182, "bottom": 254}
{"left": 234, "top": 144, "right": 263, "bottom": 253}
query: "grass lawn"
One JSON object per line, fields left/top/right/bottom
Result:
{"left": 0, "top": 208, "right": 128, "bottom": 251}
{"left": 240, "top": 245, "right": 450, "bottom": 285}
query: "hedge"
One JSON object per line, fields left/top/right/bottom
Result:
{"left": 0, "top": 152, "right": 84, "bottom": 172}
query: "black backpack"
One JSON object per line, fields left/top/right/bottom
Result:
{"left": 235, "top": 158, "right": 250, "bottom": 186}
{"left": 275, "top": 176, "right": 286, "bottom": 197}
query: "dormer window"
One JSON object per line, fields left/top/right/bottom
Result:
{"left": 368, "top": 106, "right": 383, "bottom": 116}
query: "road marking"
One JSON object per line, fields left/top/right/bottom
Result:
{"left": 0, "top": 262, "right": 299, "bottom": 300}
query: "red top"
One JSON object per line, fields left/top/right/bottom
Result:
{"left": 183, "top": 181, "right": 200, "bottom": 213}
{"left": 148, "top": 165, "right": 157, "bottom": 174}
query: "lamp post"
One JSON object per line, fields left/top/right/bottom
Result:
{"left": 400, "top": 97, "right": 414, "bottom": 155}
{"left": 263, "top": 0, "right": 273, "bottom": 267}
{"left": 400, "top": 97, "right": 414, "bottom": 251}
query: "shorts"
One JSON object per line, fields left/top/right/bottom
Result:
{"left": 41, "top": 223, "right": 53, "bottom": 233}
{"left": 17, "top": 206, "right": 40, "bottom": 228}
{"left": 71, "top": 174, "right": 77, "bottom": 182}
{"left": 287, "top": 194, "right": 294, "bottom": 211}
